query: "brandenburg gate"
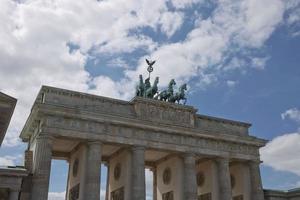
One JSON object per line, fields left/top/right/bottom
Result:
{"left": 20, "top": 84, "right": 266, "bottom": 200}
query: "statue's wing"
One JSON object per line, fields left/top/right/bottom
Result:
{"left": 151, "top": 60, "right": 156, "bottom": 65}
{"left": 146, "top": 59, "right": 150, "bottom": 65}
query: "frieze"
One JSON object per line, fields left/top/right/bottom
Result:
{"left": 42, "top": 115, "right": 260, "bottom": 157}
{"left": 69, "top": 183, "right": 80, "bottom": 200}
{"left": 162, "top": 191, "right": 174, "bottom": 200}
{"left": 111, "top": 187, "right": 124, "bottom": 200}
{"left": 37, "top": 86, "right": 135, "bottom": 117}
{"left": 21, "top": 86, "right": 259, "bottom": 140}
{"left": 198, "top": 193, "right": 212, "bottom": 200}
{"left": 133, "top": 97, "right": 196, "bottom": 127}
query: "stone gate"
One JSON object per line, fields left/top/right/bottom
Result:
{"left": 20, "top": 85, "right": 267, "bottom": 200}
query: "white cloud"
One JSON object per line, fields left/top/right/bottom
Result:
{"left": 159, "top": 11, "right": 184, "bottom": 37}
{"left": 261, "top": 108, "right": 300, "bottom": 176}
{"left": 227, "top": 80, "right": 237, "bottom": 88}
{"left": 0, "top": 0, "right": 298, "bottom": 147}
{"left": 284, "top": 0, "right": 300, "bottom": 37}
{"left": 48, "top": 191, "right": 65, "bottom": 200}
{"left": 251, "top": 57, "right": 269, "bottom": 70}
{"left": 281, "top": 108, "right": 300, "bottom": 123}
{"left": 0, "top": 155, "right": 22, "bottom": 166}
{"left": 260, "top": 133, "right": 300, "bottom": 176}
{"left": 171, "top": 0, "right": 203, "bottom": 9}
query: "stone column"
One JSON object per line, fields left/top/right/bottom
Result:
{"left": 216, "top": 157, "right": 232, "bottom": 200}
{"left": 183, "top": 153, "right": 197, "bottom": 200}
{"left": 249, "top": 160, "right": 264, "bottom": 200}
{"left": 131, "top": 146, "right": 146, "bottom": 200}
{"left": 31, "top": 135, "right": 53, "bottom": 200}
{"left": 9, "top": 189, "right": 19, "bottom": 200}
{"left": 65, "top": 160, "right": 71, "bottom": 200}
{"left": 152, "top": 167, "right": 157, "bottom": 200}
{"left": 84, "top": 141, "right": 102, "bottom": 200}
{"left": 105, "top": 163, "right": 110, "bottom": 200}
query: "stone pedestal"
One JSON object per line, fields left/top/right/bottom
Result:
{"left": 131, "top": 146, "right": 146, "bottom": 200}
{"left": 84, "top": 141, "right": 102, "bottom": 200}
{"left": 249, "top": 160, "right": 264, "bottom": 200}
{"left": 183, "top": 153, "right": 197, "bottom": 200}
{"left": 216, "top": 158, "right": 232, "bottom": 200}
{"left": 31, "top": 135, "right": 53, "bottom": 200}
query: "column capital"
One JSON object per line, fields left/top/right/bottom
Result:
{"left": 215, "top": 156, "right": 230, "bottom": 164}
{"left": 132, "top": 145, "right": 146, "bottom": 151}
{"left": 183, "top": 152, "right": 196, "bottom": 157}
{"left": 248, "top": 159, "right": 263, "bottom": 165}
{"left": 87, "top": 140, "right": 102, "bottom": 146}
{"left": 183, "top": 153, "right": 196, "bottom": 165}
{"left": 36, "top": 134, "right": 54, "bottom": 141}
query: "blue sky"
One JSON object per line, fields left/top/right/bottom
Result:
{"left": 0, "top": 0, "right": 300, "bottom": 199}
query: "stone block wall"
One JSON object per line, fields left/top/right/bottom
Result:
{"left": 264, "top": 189, "right": 300, "bottom": 200}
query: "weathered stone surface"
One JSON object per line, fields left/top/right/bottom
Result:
{"left": 21, "top": 86, "right": 258, "bottom": 139}
{"left": 133, "top": 97, "right": 196, "bottom": 127}
{"left": 216, "top": 158, "right": 232, "bottom": 200}
{"left": 264, "top": 188, "right": 300, "bottom": 200}
{"left": 31, "top": 135, "right": 53, "bottom": 200}
{"left": 0, "top": 92, "right": 17, "bottom": 146}
{"left": 17, "top": 86, "right": 271, "bottom": 200}
{"left": 84, "top": 141, "right": 102, "bottom": 200}
{"left": 131, "top": 146, "right": 146, "bottom": 200}
{"left": 249, "top": 161, "right": 265, "bottom": 200}
{"left": 183, "top": 153, "right": 197, "bottom": 200}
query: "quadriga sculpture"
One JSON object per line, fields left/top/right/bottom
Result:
{"left": 155, "top": 79, "right": 176, "bottom": 101}
{"left": 168, "top": 83, "right": 187, "bottom": 105}
{"left": 136, "top": 75, "right": 145, "bottom": 97}
{"left": 136, "top": 58, "right": 188, "bottom": 104}
{"left": 145, "top": 77, "right": 159, "bottom": 98}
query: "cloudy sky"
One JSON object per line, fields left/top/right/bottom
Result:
{"left": 0, "top": 0, "right": 300, "bottom": 199}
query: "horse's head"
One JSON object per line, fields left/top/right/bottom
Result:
{"left": 145, "top": 77, "right": 150, "bottom": 83}
{"left": 154, "top": 77, "right": 159, "bottom": 83}
{"left": 169, "top": 79, "right": 176, "bottom": 86}
{"left": 139, "top": 74, "right": 143, "bottom": 82}
{"left": 180, "top": 83, "right": 187, "bottom": 90}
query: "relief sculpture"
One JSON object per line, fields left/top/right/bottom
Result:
{"left": 162, "top": 191, "right": 174, "bottom": 200}
{"left": 111, "top": 187, "right": 124, "bottom": 200}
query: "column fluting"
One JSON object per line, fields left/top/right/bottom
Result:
{"left": 131, "top": 146, "right": 146, "bottom": 200}
{"left": 216, "top": 157, "right": 232, "bottom": 200}
{"left": 84, "top": 141, "right": 102, "bottom": 200}
{"left": 31, "top": 134, "right": 53, "bottom": 200}
{"left": 249, "top": 160, "right": 264, "bottom": 200}
{"left": 9, "top": 189, "right": 19, "bottom": 200}
{"left": 183, "top": 153, "right": 197, "bottom": 200}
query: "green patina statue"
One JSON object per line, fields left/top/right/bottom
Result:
{"left": 136, "top": 75, "right": 144, "bottom": 97}
{"left": 155, "top": 79, "right": 176, "bottom": 101}
{"left": 168, "top": 83, "right": 187, "bottom": 105}
{"left": 135, "top": 59, "right": 188, "bottom": 105}
{"left": 145, "top": 76, "right": 159, "bottom": 98}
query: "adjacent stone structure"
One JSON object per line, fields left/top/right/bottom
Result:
{"left": 0, "top": 92, "right": 17, "bottom": 146}
{"left": 0, "top": 92, "right": 28, "bottom": 200}
{"left": 264, "top": 188, "right": 300, "bottom": 200}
